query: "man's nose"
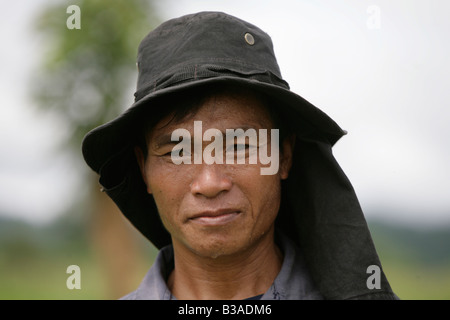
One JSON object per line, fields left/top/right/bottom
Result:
{"left": 190, "top": 164, "right": 232, "bottom": 198}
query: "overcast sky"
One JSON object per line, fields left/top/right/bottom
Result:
{"left": 1, "top": 0, "right": 449, "bottom": 227}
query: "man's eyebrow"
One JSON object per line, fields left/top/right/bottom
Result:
{"left": 225, "top": 125, "right": 258, "bottom": 132}
{"left": 153, "top": 125, "right": 263, "bottom": 148}
{"left": 153, "top": 133, "right": 178, "bottom": 149}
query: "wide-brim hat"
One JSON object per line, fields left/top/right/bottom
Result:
{"left": 83, "top": 11, "right": 346, "bottom": 173}
{"left": 82, "top": 12, "right": 396, "bottom": 299}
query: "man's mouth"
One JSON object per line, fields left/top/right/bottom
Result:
{"left": 188, "top": 209, "right": 241, "bottom": 226}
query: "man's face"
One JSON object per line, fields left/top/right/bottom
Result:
{"left": 136, "top": 91, "right": 293, "bottom": 259}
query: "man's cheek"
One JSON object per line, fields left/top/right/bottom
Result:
{"left": 158, "top": 210, "right": 179, "bottom": 235}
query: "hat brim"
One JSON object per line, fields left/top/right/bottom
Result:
{"left": 82, "top": 76, "right": 345, "bottom": 174}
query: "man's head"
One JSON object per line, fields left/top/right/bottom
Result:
{"left": 82, "top": 11, "right": 345, "bottom": 250}
{"left": 134, "top": 85, "right": 294, "bottom": 259}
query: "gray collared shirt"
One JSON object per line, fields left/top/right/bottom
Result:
{"left": 121, "top": 233, "right": 323, "bottom": 300}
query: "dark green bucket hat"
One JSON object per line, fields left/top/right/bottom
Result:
{"left": 82, "top": 11, "right": 345, "bottom": 174}
{"left": 82, "top": 11, "right": 397, "bottom": 300}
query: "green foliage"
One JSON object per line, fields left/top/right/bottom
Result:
{"left": 15, "top": 1, "right": 163, "bottom": 299}
{"left": 32, "top": 0, "right": 160, "bottom": 152}
{"left": 369, "top": 220, "right": 450, "bottom": 266}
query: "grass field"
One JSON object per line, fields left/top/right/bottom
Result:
{"left": 382, "top": 260, "right": 450, "bottom": 300}
{"left": 0, "top": 237, "right": 155, "bottom": 300}
{"left": 2, "top": 249, "right": 449, "bottom": 300}
{"left": 0, "top": 217, "right": 449, "bottom": 300}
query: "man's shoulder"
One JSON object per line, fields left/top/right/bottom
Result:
{"left": 119, "top": 290, "right": 138, "bottom": 300}
{"left": 118, "top": 244, "right": 174, "bottom": 300}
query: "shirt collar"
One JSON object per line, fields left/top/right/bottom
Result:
{"left": 123, "top": 232, "right": 323, "bottom": 300}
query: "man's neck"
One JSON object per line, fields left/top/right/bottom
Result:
{"left": 167, "top": 230, "right": 283, "bottom": 300}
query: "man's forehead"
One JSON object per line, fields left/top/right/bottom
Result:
{"left": 148, "top": 92, "right": 274, "bottom": 144}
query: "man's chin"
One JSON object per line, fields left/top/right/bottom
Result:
{"left": 184, "top": 233, "right": 249, "bottom": 260}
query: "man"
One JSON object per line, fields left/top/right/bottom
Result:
{"left": 82, "top": 11, "right": 398, "bottom": 300}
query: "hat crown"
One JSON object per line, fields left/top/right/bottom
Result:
{"left": 135, "top": 12, "right": 286, "bottom": 101}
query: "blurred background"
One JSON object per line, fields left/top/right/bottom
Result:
{"left": 1, "top": 0, "right": 449, "bottom": 299}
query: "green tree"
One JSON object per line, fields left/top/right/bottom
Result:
{"left": 33, "top": 0, "right": 160, "bottom": 149}
{"left": 32, "top": 0, "right": 161, "bottom": 299}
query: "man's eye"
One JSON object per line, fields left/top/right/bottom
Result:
{"left": 227, "top": 144, "right": 250, "bottom": 152}
{"left": 160, "top": 149, "right": 179, "bottom": 157}
{"left": 161, "top": 150, "right": 174, "bottom": 157}
{"left": 169, "top": 149, "right": 191, "bottom": 157}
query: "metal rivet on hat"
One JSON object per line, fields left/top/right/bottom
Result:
{"left": 244, "top": 32, "right": 255, "bottom": 45}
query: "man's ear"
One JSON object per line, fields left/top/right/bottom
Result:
{"left": 134, "top": 146, "right": 152, "bottom": 194}
{"left": 279, "top": 135, "right": 295, "bottom": 180}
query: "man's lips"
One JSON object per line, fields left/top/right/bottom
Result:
{"left": 188, "top": 209, "right": 241, "bottom": 226}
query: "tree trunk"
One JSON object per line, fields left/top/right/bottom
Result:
{"left": 89, "top": 178, "right": 143, "bottom": 299}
